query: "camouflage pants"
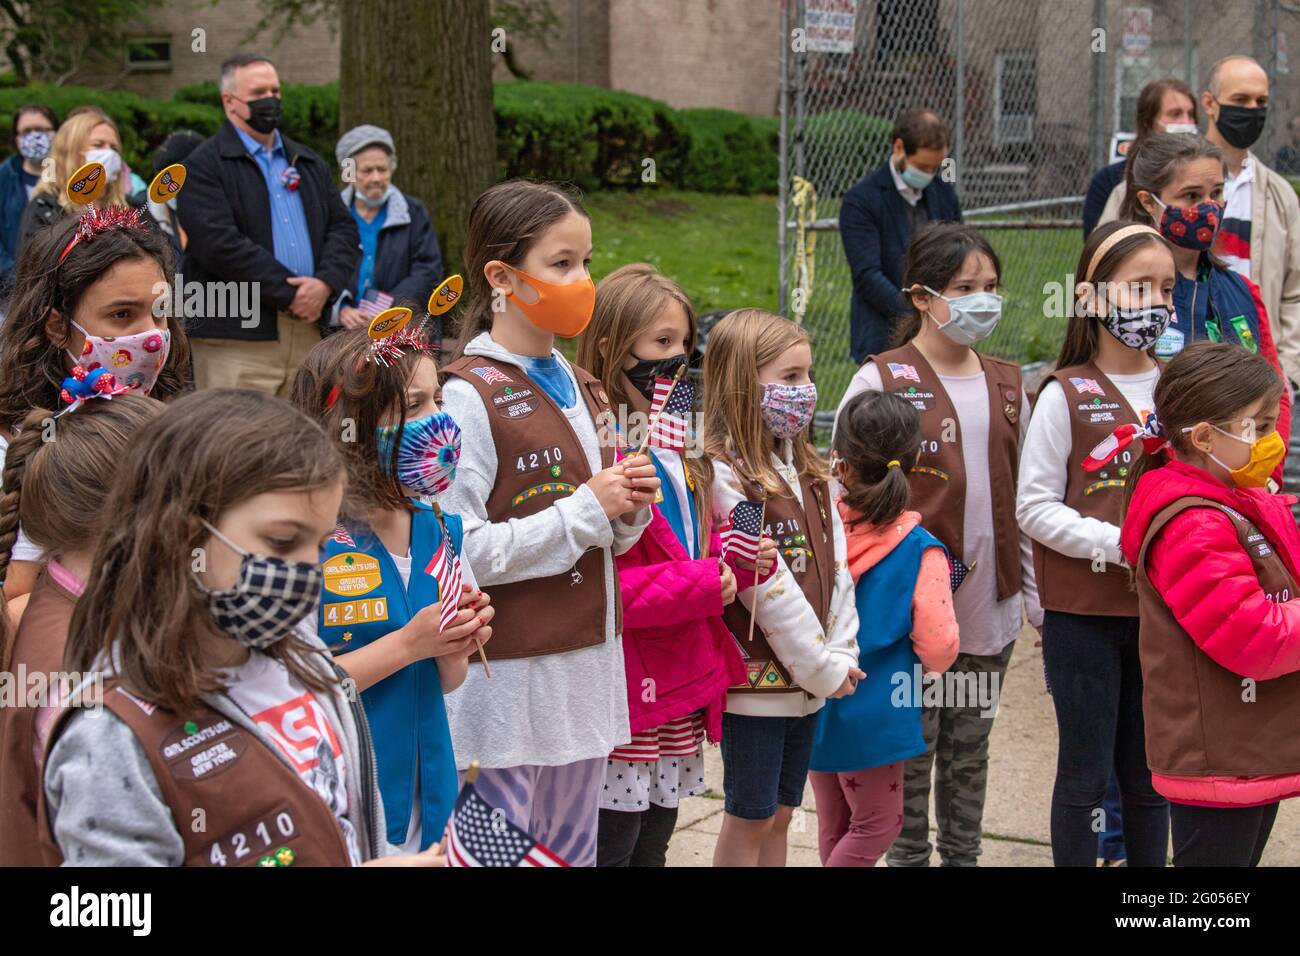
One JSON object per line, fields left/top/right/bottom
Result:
{"left": 886, "top": 642, "right": 1014, "bottom": 867}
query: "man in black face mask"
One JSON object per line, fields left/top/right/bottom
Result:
{"left": 177, "top": 53, "right": 360, "bottom": 397}
{"left": 1203, "top": 55, "right": 1300, "bottom": 497}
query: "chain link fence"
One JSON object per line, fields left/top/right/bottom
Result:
{"left": 778, "top": 0, "right": 1300, "bottom": 424}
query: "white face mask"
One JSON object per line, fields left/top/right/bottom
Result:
{"left": 84, "top": 147, "right": 122, "bottom": 181}
{"left": 1164, "top": 122, "right": 1199, "bottom": 135}
{"left": 923, "top": 286, "right": 1003, "bottom": 346}
{"left": 355, "top": 184, "right": 393, "bottom": 209}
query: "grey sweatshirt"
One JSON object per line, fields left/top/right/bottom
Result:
{"left": 439, "top": 332, "right": 650, "bottom": 768}
{"left": 42, "top": 631, "right": 386, "bottom": 866}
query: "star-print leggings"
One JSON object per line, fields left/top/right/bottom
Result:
{"left": 457, "top": 758, "right": 604, "bottom": 866}
{"left": 809, "top": 762, "right": 904, "bottom": 867}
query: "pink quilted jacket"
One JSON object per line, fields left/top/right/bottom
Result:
{"left": 616, "top": 508, "right": 751, "bottom": 741}
{"left": 1121, "top": 459, "right": 1300, "bottom": 806}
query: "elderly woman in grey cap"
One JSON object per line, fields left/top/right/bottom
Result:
{"left": 333, "top": 124, "right": 444, "bottom": 331}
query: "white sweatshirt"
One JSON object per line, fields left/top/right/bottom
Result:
{"left": 714, "top": 445, "right": 859, "bottom": 718}
{"left": 1017, "top": 366, "right": 1159, "bottom": 568}
{"left": 438, "top": 332, "right": 651, "bottom": 769}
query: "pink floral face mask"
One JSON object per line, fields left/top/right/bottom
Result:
{"left": 68, "top": 322, "right": 170, "bottom": 395}
{"left": 760, "top": 381, "right": 818, "bottom": 439}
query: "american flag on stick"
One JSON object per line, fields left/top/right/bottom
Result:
{"left": 358, "top": 289, "right": 395, "bottom": 319}
{"left": 720, "top": 500, "right": 765, "bottom": 562}
{"left": 647, "top": 375, "right": 693, "bottom": 450}
{"left": 446, "top": 770, "right": 569, "bottom": 867}
{"left": 635, "top": 365, "right": 687, "bottom": 456}
{"left": 426, "top": 505, "right": 490, "bottom": 676}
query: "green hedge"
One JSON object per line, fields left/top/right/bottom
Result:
{"left": 676, "top": 108, "right": 778, "bottom": 194}
{"left": 2, "top": 80, "right": 885, "bottom": 195}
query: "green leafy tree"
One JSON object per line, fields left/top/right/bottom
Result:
{"left": 0, "top": 0, "right": 163, "bottom": 86}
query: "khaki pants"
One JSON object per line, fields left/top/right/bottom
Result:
{"left": 190, "top": 313, "right": 322, "bottom": 399}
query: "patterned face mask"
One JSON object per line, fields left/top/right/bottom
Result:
{"left": 68, "top": 322, "right": 170, "bottom": 395}
{"left": 1099, "top": 303, "right": 1172, "bottom": 351}
{"left": 375, "top": 411, "right": 461, "bottom": 497}
{"left": 195, "top": 521, "right": 323, "bottom": 649}
{"left": 760, "top": 381, "right": 818, "bottom": 439}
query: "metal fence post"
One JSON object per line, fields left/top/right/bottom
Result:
{"left": 778, "top": 0, "right": 790, "bottom": 316}
{"left": 1092, "top": 0, "right": 1107, "bottom": 174}
{"left": 955, "top": 0, "right": 966, "bottom": 180}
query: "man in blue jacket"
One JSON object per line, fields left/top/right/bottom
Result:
{"left": 840, "top": 109, "right": 962, "bottom": 363}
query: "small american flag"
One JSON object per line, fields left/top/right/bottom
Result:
{"left": 469, "top": 366, "right": 512, "bottom": 386}
{"left": 328, "top": 525, "right": 355, "bottom": 547}
{"left": 446, "top": 780, "right": 569, "bottom": 867}
{"left": 887, "top": 362, "right": 921, "bottom": 384}
{"left": 358, "top": 289, "right": 395, "bottom": 319}
{"left": 424, "top": 528, "right": 464, "bottom": 632}
{"left": 720, "top": 500, "right": 765, "bottom": 562}
{"left": 1070, "top": 377, "right": 1104, "bottom": 396}
{"left": 949, "top": 556, "right": 973, "bottom": 591}
{"left": 647, "top": 376, "right": 693, "bottom": 450}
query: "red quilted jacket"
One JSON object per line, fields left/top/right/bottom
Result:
{"left": 1121, "top": 458, "right": 1300, "bottom": 805}
{"left": 616, "top": 508, "right": 752, "bottom": 741}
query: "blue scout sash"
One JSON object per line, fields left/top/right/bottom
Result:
{"left": 319, "top": 501, "right": 461, "bottom": 849}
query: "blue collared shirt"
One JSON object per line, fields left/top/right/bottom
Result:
{"left": 235, "top": 126, "right": 314, "bottom": 278}
{"left": 351, "top": 201, "right": 387, "bottom": 299}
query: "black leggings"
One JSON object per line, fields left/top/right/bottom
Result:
{"left": 1171, "top": 802, "right": 1279, "bottom": 867}
{"left": 1042, "top": 610, "right": 1169, "bottom": 866}
{"left": 596, "top": 804, "right": 679, "bottom": 867}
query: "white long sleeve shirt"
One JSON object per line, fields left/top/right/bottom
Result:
{"left": 438, "top": 332, "right": 651, "bottom": 769}
{"left": 1017, "top": 366, "right": 1159, "bottom": 569}
{"left": 714, "top": 446, "right": 859, "bottom": 718}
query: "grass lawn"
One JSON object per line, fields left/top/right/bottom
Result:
{"left": 580, "top": 189, "right": 1083, "bottom": 410}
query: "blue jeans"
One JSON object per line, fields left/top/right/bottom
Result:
{"left": 1042, "top": 611, "right": 1169, "bottom": 866}
{"left": 1098, "top": 771, "right": 1125, "bottom": 861}
{"left": 721, "top": 712, "right": 818, "bottom": 820}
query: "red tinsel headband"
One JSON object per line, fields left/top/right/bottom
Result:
{"left": 323, "top": 328, "right": 440, "bottom": 411}
{"left": 59, "top": 205, "right": 148, "bottom": 263}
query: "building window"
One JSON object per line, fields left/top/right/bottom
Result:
{"left": 126, "top": 38, "right": 172, "bottom": 72}
{"left": 994, "top": 50, "right": 1037, "bottom": 146}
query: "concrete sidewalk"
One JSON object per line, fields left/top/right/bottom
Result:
{"left": 666, "top": 625, "right": 1300, "bottom": 866}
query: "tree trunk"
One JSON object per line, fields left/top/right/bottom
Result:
{"left": 338, "top": 0, "right": 496, "bottom": 284}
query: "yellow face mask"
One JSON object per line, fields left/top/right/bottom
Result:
{"left": 1207, "top": 424, "right": 1285, "bottom": 488}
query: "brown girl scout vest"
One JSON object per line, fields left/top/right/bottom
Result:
{"left": 1032, "top": 363, "right": 1145, "bottom": 617}
{"left": 0, "top": 569, "right": 76, "bottom": 866}
{"left": 442, "top": 356, "right": 622, "bottom": 660}
{"left": 37, "top": 684, "right": 355, "bottom": 867}
{"left": 871, "top": 342, "right": 1022, "bottom": 600}
{"left": 1137, "top": 497, "right": 1300, "bottom": 776}
{"left": 721, "top": 466, "right": 835, "bottom": 693}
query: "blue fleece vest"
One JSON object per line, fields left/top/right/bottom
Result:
{"left": 318, "top": 502, "right": 460, "bottom": 849}
{"left": 811, "top": 525, "right": 945, "bottom": 773}
{"left": 1164, "top": 260, "right": 1263, "bottom": 359}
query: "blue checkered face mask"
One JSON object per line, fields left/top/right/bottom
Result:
{"left": 196, "top": 520, "right": 323, "bottom": 649}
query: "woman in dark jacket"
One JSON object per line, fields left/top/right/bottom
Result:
{"left": 332, "top": 124, "right": 443, "bottom": 337}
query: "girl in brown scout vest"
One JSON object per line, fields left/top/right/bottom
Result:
{"left": 1017, "top": 221, "right": 1175, "bottom": 867}
{"left": 437, "top": 180, "right": 660, "bottom": 867}
{"left": 1120, "top": 343, "right": 1300, "bottom": 866}
{"left": 0, "top": 394, "right": 163, "bottom": 866}
{"left": 38, "top": 390, "right": 443, "bottom": 866}
{"left": 704, "top": 309, "right": 861, "bottom": 868}
{"left": 836, "top": 222, "right": 1041, "bottom": 867}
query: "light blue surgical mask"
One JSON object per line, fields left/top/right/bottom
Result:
{"left": 923, "top": 286, "right": 1003, "bottom": 345}
{"left": 355, "top": 184, "right": 393, "bottom": 209}
{"left": 900, "top": 162, "right": 935, "bottom": 190}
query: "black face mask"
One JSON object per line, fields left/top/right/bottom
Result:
{"left": 1213, "top": 101, "right": 1267, "bottom": 149}
{"left": 241, "top": 95, "right": 283, "bottom": 134}
{"left": 625, "top": 352, "right": 687, "bottom": 400}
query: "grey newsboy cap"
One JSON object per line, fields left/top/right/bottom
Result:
{"left": 336, "top": 124, "right": 397, "bottom": 170}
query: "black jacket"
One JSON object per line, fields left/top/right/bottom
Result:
{"left": 177, "top": 121, "right": 360, "bottom": 341}
{"left": 332, "top": 185, "right": 443, "bottom": 321}
{"left": 840, "top": 160, "right": 962, "bottom": 363}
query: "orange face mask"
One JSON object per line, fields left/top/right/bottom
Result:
{"left": 502, "top": 264, "right": 596, "bottom": 338}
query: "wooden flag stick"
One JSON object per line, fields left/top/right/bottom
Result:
{"left": 634, "top": 364, "right": 688, "bottom": 458}
{"left": 466, "top": 759, "right": 480, "bottom": 786}
{"left": 432, "top": 501, "right": 491, "bottom": 676}
{"left": 747, "top": 498, "right": 767, "bottom": 642}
